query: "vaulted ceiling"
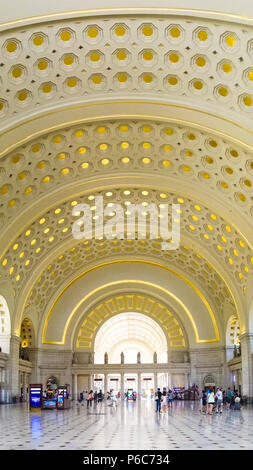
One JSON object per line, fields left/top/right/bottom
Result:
{"left": 0, "top": 1, "right": 252, "bottom": 346}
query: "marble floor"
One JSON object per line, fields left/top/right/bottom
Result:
{"left": 0, "top": 399, "right": 252, "bottom": 450}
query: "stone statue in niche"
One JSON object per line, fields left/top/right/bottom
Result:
{"left": 104, "top": 352, "right": 108, "bottom": 364}
{"left": 120, "top": 351, "right": 124, "bottom": 364}
{"left": 153, "top": 351, "right": 157, "bottom": 364}
{"left": 137, "top": 351, "right": 141, "bottom": 364}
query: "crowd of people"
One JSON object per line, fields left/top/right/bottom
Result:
{"left": 199, "top": 387, "right": 242, "bottom": 415}
{"left": 77, "top": 389, "right": 120, "bottom": 407}
{"left": 77, "top": 386, "right": 242, "bottom": 414}
{"left": 155, "top": 388, "right": 174, "bottom": 413}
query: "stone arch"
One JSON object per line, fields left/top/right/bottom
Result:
{"left": 74, "top": 292, "right": 187, "bottom": 355}
{"left": 203, "top": 374, "right": 216, "bottom": 387}
{"left": 93, "top": 311, "right": 168, "bottom": 364}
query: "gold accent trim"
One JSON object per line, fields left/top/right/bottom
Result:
{"left": 42, "top": 260, "right": 220, "bottom": 345}
{"left": 1, "top": 103, "right": 253, "bottom": 157}
{"left": 2, "top": 176, "right": 251, "bottom": 266}
{"left": 76, "top": 293, "right": 186, "bottom": 349}
{"left": 1, "top": 7, "right": 253, "bottom": 29}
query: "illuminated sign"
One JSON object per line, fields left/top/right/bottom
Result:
{"left": 57, "top": 396, "right": 64, "bottom": 408}
{"left": 30, "top": 387, "right": 41, "bottom": 408}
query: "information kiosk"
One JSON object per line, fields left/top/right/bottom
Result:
{"left": 29, "top": 384, "right": 42, "bottom": 410}
{"left": 57, "top": 385, "right": 71, "bottom": 409}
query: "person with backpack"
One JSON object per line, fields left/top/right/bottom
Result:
{"left": 97, "top": 389, "right": 103, "bottom": 403}
{"left": 155, "top": 388, "right": 162, "bottom": 413}
{"left": 225, "top": 387, "right": 233, "bottom": 409}
{"left": 234, "top": 394, "right": 241, "bottom": 410}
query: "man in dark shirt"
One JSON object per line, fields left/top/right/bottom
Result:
{"left": 155, "top": 388, "right": 162, "bottom": 413}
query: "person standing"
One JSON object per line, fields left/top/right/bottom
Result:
{"left": 225, "top": 387, "right": 233, "bottom": 409}
{"left": 97, "top": 389, "right": 103, "bottom": 403}
{"left": 207, "top": 387, "right": 215, "bottom": 415}
{"left": 215, "top": 388, "right": 223, "bottom": 413}
{"left": 234, "top": 394, "right": 241, "bottom": 410}
{"left": 161, "top": 391, "right": 167, "bottom": 413}
{"left": 168, "top": 389, "right": 173, "bottom": 408}
{"left": 87, "top": 390, "right": 93, "bottom": 407}
{"left": 83, "top": 390, "right": 88, "bottom": 406}
{"left": 201, "top": 390, "right": 207, "bottom": 413}
{"left": 109, "top": 389, "right": 118, "bottom": 407}
{"left": 155, "top": 388, "right": 162, "bottom": 413}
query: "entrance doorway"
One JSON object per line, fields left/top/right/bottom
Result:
{"left": 141, "top": 374, "right": 154, "bottom": 399}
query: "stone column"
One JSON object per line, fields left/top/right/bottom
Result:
{"left": 167, "top": 349, "right": 172, "bottom": 364}
{"left": 6, "top": 335, "right": 20, "bottom": 400}
{"left": 28, "top": 348, "right": 40, "bottom": 383}
{"left": 167, "top": 373, "right": 172, "bottom": 389}
{"left": 240, "top": 333, "right": 253, "bottom": 398}
{"left": 137, "top": 372, "right": 141, "bottom": 398}
{"left": 121, "top": 372, "right": 125, "bottom": 399}
{"left": 104, "top": 373, "right": 108, "bottom": 394}
{"left": 24, "top": 372, "right": 28, "bottom": 401}
{"left": 184, "top": 373, "right": 189, "bottom": 389}
{"left": 88, "top": 373, "right": 93, "bottom": 391}
{"left": 154, "top": 371, "right": 158, "bottom": 391}
{"left": 73, "top": 374, "right": 78, "bottom": 400}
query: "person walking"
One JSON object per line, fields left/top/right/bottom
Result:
{"left": 155, "top": 388, "right": 162, "bottom": 413}
{"left": 97, "top": 389, "right": 103, "bottom": 403}
{"left": 168, "top": 389, "right": 173, "bottom": 408}
{"left": 109, "top": 389, "right": 118, "bottom": 407}
{"left": 87, "top": 390, "right": 93, "bottom": 407}
{"left": 225, "top": 387, "right": 233, "bottom": 409}
{"left": 207, "top": 387, "right": 215, "bottom": 415}
{"left": 201, "top": 390, "right": 207, "bottom": 413}
{"left": 83, "top": 390, "right": 88, "bottom": 406}
{"left": 161, "top": 391, "right": 167, "bottom": 413}
{"left": 215, "top": 388, "right": 223, "bottom": 413}
{"left": 234, "top": 394, "right": 241, "bottom": 410}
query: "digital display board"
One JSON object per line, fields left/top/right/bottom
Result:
{"left": 43, "top": 399, "right": 57, "bottom": 409}
{"left": 30, "top": 386, "right": 42, "bottom": 408}
{"left": 57, "top": 395, "right": 64, "bottom": 408}
{"left": 127, "top": 389, "right": 133, "bottom": 401}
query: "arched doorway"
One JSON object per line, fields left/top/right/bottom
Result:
{"left": 94, "top": 312, "right": 168, "bottom": 364}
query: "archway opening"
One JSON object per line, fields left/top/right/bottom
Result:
{"left": 94, "top": 312, "right": 167, "bottom": 364}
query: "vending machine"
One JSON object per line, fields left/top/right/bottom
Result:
{"left": 127, "top": 389, "right": 133, "bottom": 401}
{"left": 29, "top": 384, "right": 42, "bottom": 410}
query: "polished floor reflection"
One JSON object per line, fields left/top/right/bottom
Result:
{"left": 0, "top": 399, "right": 252, "bottom": 450}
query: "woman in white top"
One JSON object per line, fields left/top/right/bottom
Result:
{"left": 207, "top": 389, "right": 215, "bottom": 415}
{"left": 161, "top": 393, "right": 168, "bottom": 413}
